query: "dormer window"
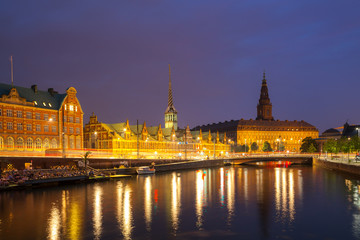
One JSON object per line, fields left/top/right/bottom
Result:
{"left": 69, "top": 105, "right": 74, "bottom": 111}
{"left": 43, "top": 102, "right": 46, "bottom": 106}
{"left": 65, "top": 104, "right": 67, "bottom": 110}
{"left": 49, "top": 103, "right": 52, "bottom": 107}
{"left": 34, "top": 101, "right": 38, "bottom": 105}
{"left": 75, "top": 106, "right": 78, "bottom": 112}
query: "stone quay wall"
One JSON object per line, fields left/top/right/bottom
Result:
{"left": 314, "top": 158, "right": 360, "bottom": 176}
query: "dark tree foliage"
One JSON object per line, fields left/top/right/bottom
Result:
{"left": 300, "top": 137, "right": 318, "bottom": 153}
{"left": 262, "top": 141, "right": 272, "bottom": 152}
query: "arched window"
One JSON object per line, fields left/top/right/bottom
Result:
{"left": 7, "top": 137, "right": 14, "bottom": 149}
{"left": 0, "top": 137, "right": 3, "bottom": 149}
{"left": 35, "top": 138, "right": 42, "bottom": 150}
{"left": 43, "top": 138, "right": 50, "bottom": 149}
{"left": 51, "top": 139, "right": 57, "bottom": 149}
{"left": 16, "top": 138, "right": 24, "bottom": 149}
{"left": 26, "top": 138, "right": 33, "bottom": 149}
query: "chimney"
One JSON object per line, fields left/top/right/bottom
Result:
{"left": 31, "top": 85, "right": 38, "bottom": 93}
{"left": 48, "top": 88, "right": 57, "bottom": 96}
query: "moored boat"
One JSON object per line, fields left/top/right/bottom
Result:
{"left": 136, "top": 166, "right": 155, "bottom": 175}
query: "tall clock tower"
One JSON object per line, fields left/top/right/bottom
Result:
{"left": 256, "top": 72, "right": 274, "bottom": 121}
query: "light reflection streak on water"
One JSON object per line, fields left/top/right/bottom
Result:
{"left": 171, "top": 172, "right": 181, "bottom": 233}
{"left": 281, "top": 169, "right": 287, "bottom": 220}
{"left": 196, "top": 170, "right": 205, "bottom": 229}
{"left": 256, "top": 169, "right": 263, "bottom": 202}
{"left": 117, "top": 181, "right": 133, "bottom": 240}
{"left": 244, "top": 169, "right": 248, "bottom": 203}
{"left": 61, "top": 191, "right": 68, "bottom": 230}
{"left": 144, "top": 176, "right": 152, "bottom": 231}
{"left": 69, "top": 200, "right": 81, "bottom": 240}
{"left": 48, "top": 205, "right": 60, "bottom": 240}
{"left": 289, "top": 171, "right": 295, "bottom": 222}
{"left": 227, "top": 168, "right": 235, "bottom": 224}
{"left": 220, "top": 168, "right": 224, "bottom": 206}
{"left": 93, "top": 185, "right": 103, "bottom": 240}
{"left": 275, "top": 169, "right": 280, "bottom": 213}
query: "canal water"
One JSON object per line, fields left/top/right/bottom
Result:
{"left": 1, "top": 165, "right": 360, "bottom": 240}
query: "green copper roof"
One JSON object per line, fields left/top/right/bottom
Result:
{"left": 0, "top": 83, "right": 66, "bottom": 110}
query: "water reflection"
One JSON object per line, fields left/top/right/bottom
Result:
{"left": 93, "top": 185, "right": 103, "bottom": 240}
{"left": 144, "top": 176, "right": 152, "bottom": 231}
{"left": 220, "top": 168, "right": 225, "bottom": 207}
{"left": 226, "top": 168, "right": 235, "bottom": 225}
{"left": 116, "top": 181, "right": 133, "bottom": 240}
{"left": 195, "top": 170, "right": 207, "bottom": 229}
{"left": 345, "top": 179, "right": 360, "bottom": 239}
{"left": 48, "top": 205, "right": 60, "bottom": 240}
{"left": 171, "top": 172, "right": 181, "bottom": 233}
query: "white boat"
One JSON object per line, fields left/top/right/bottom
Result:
{"left": 137, "top": 166, "right": 155, "bottom": 175}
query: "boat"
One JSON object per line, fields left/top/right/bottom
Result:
{"left": 136, "top": 166, "right": 156, "bottom": 175}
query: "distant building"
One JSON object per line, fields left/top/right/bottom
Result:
{"left": 192, "top": 73, "right": 319, "bottom": 152}
{"left": 0, "top": 83, "right": 83, "bottom": 153}
{"left": 84, "top": 66, "right": 229, "bottom": 159}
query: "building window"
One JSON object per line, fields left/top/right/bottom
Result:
{"left": 43, "top": 102, "right": 46, "bottom": 106}
{"left": 26, "top": 112, "right": 32, "bottom": 119}
{"left": 64, "top": 116, "right": 67, "bottom": 122}
{"left": 76, "top": 128, "right": 80, "bottom": 134}
{"left": 44, "top": 125, "right": 49, "bottom": 132}
{"left": 49, "top": 103, "right": 52, "bottom": 107}
{"left": 27, "top": 124, "right": 32, "bottom": 131}
{"left": 44, "top": 114, "right": 49, "bottom": 121}
{"left": 52, "top": 126, "right": 56, "bottom": 132}
{"left": 35, "top": 113, "right": 41, "bottom": 120}
{"left": 0, "top": 122, "right": 2, "bottom": 130}
{"left": 0, "top": 109, "right": 2, "bottom": 116}
{"left": 43, "top": 138, "right": 50, "bottom": 149}
{"left": 7, "top": 109, "right": 13, "bottom": 117}
{"left": 51, "top": 139, "right": 57, "bottom": 148}
{"left": 64, "top": 127, "right": 67, "bottom": 133}
{"left": 26, "top": 138, "right": 33, "bottom": 149}
{"left": 0, "top": 137, "right": 3, "bottom": 149}
{"left": 6, "top": 137, "right": 14, "bottom": 149}
{"left": 16, "top": 138, "right": 24, "bottom": 149}
{"left": 7, "top": 122, "right": 13, "bottom": 130}
{"left": 36, "top": 124, "right": 41, "bottom": 132}
{"left": 17, "top": 111, "right": 22, "bottom": 118}
{"left": 35, "top": 138, "right": 42, "bottom": 149}
{"left": 69, "top": 127, "right": 74, "bottom": 134}
{"left": 51, "top": 114, "right": 56, "bottom": 121}
{"left": 17, "top": 123, "right": 23, "bottom": 130}
{"left": 76, "top": 117, "right": 80, "bottom": 123}
{"left": 69, "top": 116, "right": 73, "bottom": 123}
{"left": 75, "top": 106, "right": 78, "bottom": 112}
{"left": 69, "top": 105, "right": 74, "bottom": 111}
{"left": 34, "top": 101, "right": 38, "bottom": 105}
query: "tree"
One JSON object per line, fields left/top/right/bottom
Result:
{"left": 279, "top": 142, "right": 285, "bottom": 151}
{"left": 300, "top": 137, "right": 318, "bottom": 153}
{"left": 81, "top": 151, "right": 92, "bottom": 174}
{"left": 308, "top": 143, "right": 317, "bottom": 153}
{"left": 262, "top": 141, "right": 272, "bottom": 152}
{"left": 324, "top": 139, "right": 338, "bottom": 153}
{"left": 251, "top": 142, "right": 259, "bottom": 151}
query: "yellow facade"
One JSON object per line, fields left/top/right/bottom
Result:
{"left": 84, "top": 114, "right": 230, "bottom": 159}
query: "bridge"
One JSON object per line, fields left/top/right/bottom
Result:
{"left": 227, "top": 153, "right": 316, "bottom": 165}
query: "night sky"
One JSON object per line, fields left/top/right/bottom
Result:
{"left": 1, "top": 0, "right": 359, "bottom": 133}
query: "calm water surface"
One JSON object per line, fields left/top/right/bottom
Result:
{"left": 1, "top": 165, "right": 360, "bottom": 240}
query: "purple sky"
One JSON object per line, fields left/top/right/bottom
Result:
{"left": 1, "top": 0, "right": 359, "bottom": 133}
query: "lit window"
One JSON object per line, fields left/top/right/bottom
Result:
{"left": 43, "top": 102, "right": 46, "bottom": 106}
{"left": 69, "top": 105, "right": 74, "bottom": 111}
{"left": 17, "top": 123, "right": 23, "bottom": 130}
{"left": 49, "top": 103, "right": 52, "bottom": 107}
{"left": 51, "top": 114, "right": 56, "bottom": 121}
{"left": 7, "top": 122, "right": 13, "bottom": 130}
{"left": 27, "top": 124, "right": 32, "bottom": 131}
{"left": 44, "top": 114, "right": 49, "bottom": 121}
{"left": 7, "top": 109, "right": 13, "bottom": 117}
{"left": 34, "top": 101, "right": 37, "bottom": 105}
{"left": 17, "top": 111, "right": 22, "bottom": 118}
{"left": 65, "top": 104, "right": 67, "bottom": 110}
{"left": 75, "top": 106, "right": 78, "bottom": 112}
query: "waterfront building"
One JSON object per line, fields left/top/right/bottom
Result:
{"left": 0, "top": 83, "right": 83, "bottom": 153}
{"left": 192, "top": 73, "right": 319, "bottom": 152}
{"left": 83, "top": 65, "right": 229, "bottom": 159}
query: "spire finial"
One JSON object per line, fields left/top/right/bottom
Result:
{"left": 263, "top": 70, "right": 266, "bottom": 81}
{"left": 10, "top": 55, "right": 14, "bottom": 87}
{"left": 168, "top": 64, "right": 174, "bottom": 107}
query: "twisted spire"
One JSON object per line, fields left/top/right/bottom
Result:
{"left": 168, "top": 64, "right": 174, "bottom": 107}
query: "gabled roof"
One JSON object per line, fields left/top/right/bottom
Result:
{"left": 0, "top": 83, "right": 66, "bottom": 110}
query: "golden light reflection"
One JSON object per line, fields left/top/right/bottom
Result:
{"left": 171, "top": 172, "right": 181, "bottom": 233}
{"left": 344, "top": 179, "right": 360, "bottom": 239}
{"left": 93, "top": 185, "right": 103, "bottom": 240}
{"left": 256, "top": 169, "right": 263, "bottom": 201}
{"left": 196, "top": 170, "right": 206, "bottom": 229}
{"left": 244, "top": 168, "right": 248, "bottom": 203}
{"left": 226, "top": 168, "right": 235, "bottom": 225}
{"left": 48, "top": 205, "right": 61, "bottom": 240}
{"left": 275, "top": 169, "right": 280, "bottom": 212}
{"left": 117, "top": 181, "right": 133, "bottom": 240}
{"left": 69, "top": 200, "right": 81, "bottom": 240}
{"left": 289, "top": 171, "right": 295, "bottom": 221}
{"left": 144, "top": 176, "right": 152, "bottom": 231}
{"left": 220, "top": 168, "right": 224, "bottom": 206}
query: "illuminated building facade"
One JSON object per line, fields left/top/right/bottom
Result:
{"left": 84, "top": 65, "right": 229, "bottom": 158}
{"left": 192, "top": 73, "right": 319, "bottom": 152}
{"left": 0, "top": 83, "right": 83, "bottom": 153}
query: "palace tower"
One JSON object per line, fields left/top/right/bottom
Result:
{"left": 164, "top": 64, "right": 178, "bottom": 130}
{"left": 256, "top": 72, "right": 273, "bottom": 121}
